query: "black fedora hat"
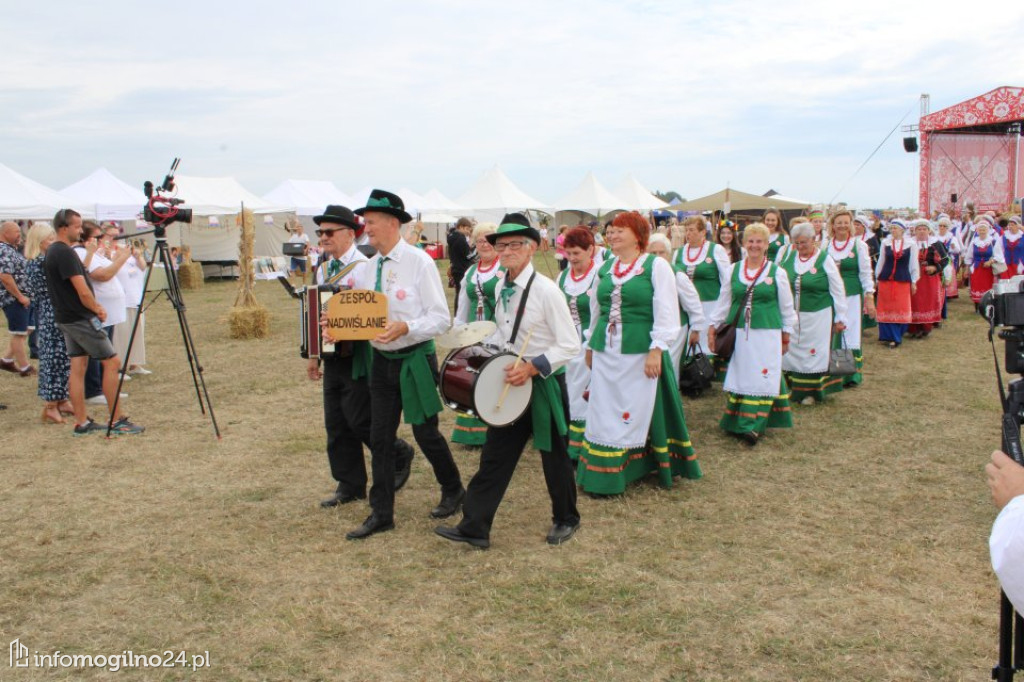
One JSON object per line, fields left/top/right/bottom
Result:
{"left": 485, "top": 212, "right": 541, "bottom": 245}
{"left": 354, "top": 189, "right": 413, "bottom": 224}
{"left": 312, "top": 205, "right": 360, "bottom": 230}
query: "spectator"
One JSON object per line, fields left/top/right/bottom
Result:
{"left": 24, "top": 222, "right": 72, "bottom": 423}
{"left": 0, "top": 221, "right": 35, "bottom": 377}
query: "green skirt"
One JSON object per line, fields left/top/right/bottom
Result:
{"left": 787, "top": 371, "right": 843, "bottom": 403}
{"left": 577, "top": 354, "right": 702, "bottom": 495}
{"left": 452, "top": 412, "right": 487, "bottom": 446}
{"left": 719, "top": 377, "right": 793, "bottom": 435}
{"left": 568, "top": 419, "right": 586, "bottom": 461}
{"left": 837, "top": 350, "right": 864, "bottom": 387}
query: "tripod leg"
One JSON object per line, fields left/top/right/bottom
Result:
{"left": 159, "top": 242, "right": 205, "bottom": 409}
{"left": 995, "top": 590, "right": 1017, "bottom": 681}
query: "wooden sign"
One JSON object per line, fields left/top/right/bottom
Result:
{"left": 324, "top": 289, "right": 389, "bottom": 341}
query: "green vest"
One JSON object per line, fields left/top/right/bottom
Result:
{"left": 465, "top": 263, "right": 502, "bottom": 322}
{"left": 670, "top": 263, "right": 690, "bottom": 327}
{"left": 675, "top": 242, "right": 722, "bottom": 302}
{"left": 766, "top": 233, "right": 787, "bottom": 261}
{"left": 833, "top": 242, "right": 864, "bottom": 296}
{"left": 557, "top": 266, "right": 592, "bottom": 332}
{"left": 727, "top": 262, "right": 783, "bottom": 329}
{"left": 781, "top": 250, "right": 832, "bottom": 313}
{"left": 589, "top": 254, "right": 656, "bottom": 354}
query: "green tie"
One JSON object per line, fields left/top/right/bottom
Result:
{"left": 500, "top": 278, "right": 517, "bottom": 312}
{"left": 374, "top": 256, "right": 389, "bottom": 292}
{"left": 327, "top": 259, "right": 340, "bottom": 279}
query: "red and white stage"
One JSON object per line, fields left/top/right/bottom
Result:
{"left": 918, "top": 87, "right": 1024, "bottom": 215}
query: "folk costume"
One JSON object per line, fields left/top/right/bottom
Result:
{"left": 909, "top": 233, "right": 949, "bottom": 337}
{"left": 766, "top": 232, "right": 790, "bottom": 262}
{"left": 450, "top": 258, "right": 504, "bottom": 446}
{"left": 348, "top": 190, "right": 464, "bottom": 538}
{"left": 668, "top": 267, "right": 708, "bottom": 377}
{"left": 710, "top": 260, "right": 797, "bottom": 438}
{"left": 1002, "top": 229, "right": 1024, "bottom": 280}
{"left": 779, "top": 248, "right": 848, "bottom": 403}
{"left": 937, "top": 228, "right": 962, "bottom": 304}
{"left": 578, "top": 253, "right": 702, "bottom": 496}
{"left": 439, "top": 214, "right": 581, "bottom": 547}
{"left": 557, "top": 259, "right": 598, "bottom": 460}
{"left": 875, "top": 232, "right": 920, "bottom": 346}
{"left": 964, "top": 233, "right": 1004, "bottom": 304}
{"left": 826, "top": 234, "right": 874, "bottom": 386}
{"left": 310, "top": 205, "right": 414, "bottom": 508}
{"left": 674, "top": 240, "right": 731, "bottom": 378}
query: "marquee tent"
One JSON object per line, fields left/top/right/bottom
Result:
{"left": 667, "top": 188, "right": 810, "bottom": 213}
{"left": 456, "top": 165, "right": 551, "bottom": 225}
{"left": 611, "top": 174, "right": 669, "bottom": 211}
{"left": 60, "top": 167, "right": 146, "bottom": 221}
{"left": 0, "top": 162, "right": 88, "bottom": 220}
{"left": 262, "top": 179, "right": 355, "bottom": 216}
{"left": 554, "top": 171, "right": 626, "bottom": 215}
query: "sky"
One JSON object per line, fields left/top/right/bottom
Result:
{"left": 3, "top": 0, "right": 1023, "bottom": 210}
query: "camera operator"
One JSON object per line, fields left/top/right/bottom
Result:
{"left": 988, "top": 450, "right": 1024, "bottom": 612}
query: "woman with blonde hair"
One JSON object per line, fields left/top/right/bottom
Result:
{"left": 827, "top": 211, "right": 875, "bottom": 385}
{"left": 708, "top": 223, "right": 797, "bottom": 445}
{"left": 763, "top": 207, "right": 789, "bottom": 261}
{"left": 23, "top": 222, "right": 72, "bottom": 423}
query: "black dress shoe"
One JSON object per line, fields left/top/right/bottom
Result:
{"left": 430, "top": 487, "right": 465, "bottom": 519}
{"left": 738, "top": 431, "right": 760, "bottom": 446}
{"left": 345, "top": 514, "right": 395, "bottom": 540}
{"left": 320, "top": 490, "right": 366, "bottom": 508}
{"left": 434, "top": 525, "right": 490, "bottom": 549}
{"left": 393, "top": 438, "right": 414, "bottom": 492}
{"left": 546, "top": 521, "right": 580, "bottom": 546}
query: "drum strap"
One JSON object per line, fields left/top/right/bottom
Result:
{"left": 508, "top": 273, "right": 537, "bottom": 347}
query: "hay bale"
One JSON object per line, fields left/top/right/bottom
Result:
{"left": 228, "top": 305, "right": 270, "bottom": 339}
{"left": 178, "top": 262, "right": 204, "bottom": 290}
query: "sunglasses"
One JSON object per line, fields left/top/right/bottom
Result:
{"left": 316, "top": 227, "right": 353, "bottom": 237}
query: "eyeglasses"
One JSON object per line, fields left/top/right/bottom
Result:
{"left": 316, "top": 227, "right": 352, "bottom": 237}
{"left": 494, "top": 240, "right": 529, "bottom": 252}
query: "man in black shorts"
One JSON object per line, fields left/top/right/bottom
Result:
{"left": 45, "top": 209, "right": 143, "bottom": 435}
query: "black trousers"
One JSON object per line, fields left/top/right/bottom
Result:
{"left": 368, "top": 349, "right": 462, "bottom": 521}
{"left": 451, "top": 276, "right": 464, "bottom": 320}
{"left": 322, "top": 355, "right": 371, "bottom": 496}
{"left": 457, "top": 374, "right": 580, "bottom": 540}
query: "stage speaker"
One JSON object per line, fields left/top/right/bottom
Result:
{"left": 951, "top": 193, "right": 958, "bottom": 204}
{"left": 903, "top": 136, "right": 918, "bottom": 153}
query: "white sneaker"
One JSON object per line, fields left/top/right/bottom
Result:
{"left": 121, "top": 374, "right": 132, "bottom": 381}
{"left": 129, "top": 367, "right": 152, "bottom": 375}
{"left": 85, "top": 393, "right": 129, "bottom": 405}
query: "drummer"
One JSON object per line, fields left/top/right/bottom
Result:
{"left": 435, "top": 213, "right": 581, "bottom": 549}
{"left": 450, "top": 222, "right": 503, "bottom": 447}
{"left": 308, "top": 205, "right": 413, "bottom": 509}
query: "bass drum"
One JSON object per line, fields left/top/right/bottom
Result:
{"left": 439, "top": 345, "right": 532, "bottom": 428}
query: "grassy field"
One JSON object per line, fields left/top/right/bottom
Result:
{"left": 0, "top": 251, "right": 1008, "bottom": 680}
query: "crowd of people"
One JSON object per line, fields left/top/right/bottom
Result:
{"left": 0, "top": 214, "right": 150, "bottom": 431}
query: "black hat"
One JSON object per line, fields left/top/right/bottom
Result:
{"left": 354, "top": 189, "right": 413, "bottom": 224}
{"left": 312, "top": 205, "right": 360, "bottom": 230}
{"left": 485, "top": 212, "right": 542, "bottom": 245}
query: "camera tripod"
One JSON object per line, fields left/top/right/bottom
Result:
{"left": 107, "top": 229, "right": 220, "bottom": 438}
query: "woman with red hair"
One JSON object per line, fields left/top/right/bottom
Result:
{"left": 557, "top": 227, "right": 598, "bottom": 460}
{"left": 578, "top": 212, "right": 702, "bottom": 495}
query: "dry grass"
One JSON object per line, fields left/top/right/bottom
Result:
{"left": 0, "top": 251, "right": 1006, "bottom": 681}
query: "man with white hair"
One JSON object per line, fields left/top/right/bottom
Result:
{"left": 345, "top": 189, "right": 464, "bottom": 540}
{"left": 0, "top": 221, "right": 34, "bottom": 376}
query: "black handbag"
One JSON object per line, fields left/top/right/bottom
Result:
{"left": 713, "top": 274, "right": 760, "bottom": 361}
{"left": 827, "top": 333, "right": 857, "bottom": 377}
{"left": 679, "top": 342, "right": 714, "bottom": 397}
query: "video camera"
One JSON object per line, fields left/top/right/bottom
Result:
{"left": 980, "top": 276, "right": 1024, "bottom": 374}
{"left": 142, "top": 158, "right": 192, "bottom": 233}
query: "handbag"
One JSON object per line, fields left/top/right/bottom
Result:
{"left": 713, "top": 273, "right": 761, "bottom": 361}
{"left": 827, "top": 332, "right": 857, "bottom": 377}
{"left": 679, "top": 342, "right": 714, "bottom": 396}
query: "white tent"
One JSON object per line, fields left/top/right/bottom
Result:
{"left": 456, "top": 165, "right": 552, "bottom": 225}
{"left": 0, "top": 162, "right": 88, "bottom": 220}
{"left": 611, "top": 174, "right": 669, "bottom": 211}
{"left": 397, "top": 187, "right": 430, "bottom": 216}
{"left": 262, "top": 179, "right": 355, "bottom": 216}
{"left": 60, "top": 167, "right": 146, "bottom": 221}
{"left": 172, "top": 175, "right": 280, "bottom": 216}
{"left": 421, "top": 188, "right": 469, "bottom": 214}
{"left": 554, "top": 171, "right": 627, "bottom": 215}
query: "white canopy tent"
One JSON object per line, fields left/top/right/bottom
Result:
{"left": 611, "top": 174, "right": 669, "bottom": 211}
{"left": 554, "top": 171, "right": 627, "bottom": 225}
{"left": 0, "top": 162, "right": 89, "bottom": 220}
{"left": 262, "top": 179, "right": 355, "bottom": 216}
{"left": 60, "top": 167, "right": 146, "bottom": 221}
{"left": 456, "top": 165, "right": 552, "bottom": 225}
